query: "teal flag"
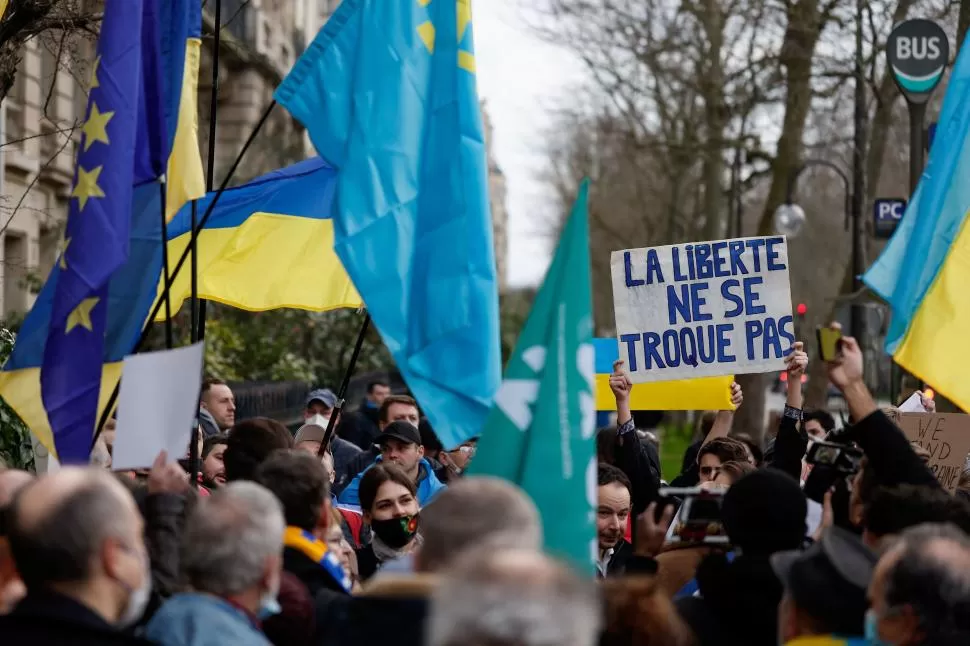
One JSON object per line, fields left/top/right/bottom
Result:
{"left": 469, "top": 181, "right": 596, "bottom": 574}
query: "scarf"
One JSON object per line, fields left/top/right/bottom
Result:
{"left": 283, "top": 526, "right": 352, "bottom": 592}
{"left": 370, "top": 531, "right": 423, "bottom": 565}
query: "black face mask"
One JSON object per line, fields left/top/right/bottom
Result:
{"left": 370, "top": 513, "right": 419, "bottom": 549}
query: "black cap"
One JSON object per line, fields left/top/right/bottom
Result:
{"left": 378, "top": 421, "right": 421, "bottom": 447}
{"left": 771, "top": 526, "right": 876, "bottom": 634}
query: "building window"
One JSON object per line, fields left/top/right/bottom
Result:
{"left": 3, "top": 232, "right": 29, "bottom": 320}
{"left": 39, "top": 36, "right": 59, "bottom": 120}
{"left": 5, "top": 60, "right": 27, "bottom": 150}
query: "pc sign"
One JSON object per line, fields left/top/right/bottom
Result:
{"left": 887, "top": 19, "right": 949, "bottom": 102}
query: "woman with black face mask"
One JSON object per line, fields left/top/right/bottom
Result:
{"left": 355, "top": 463, "right": 421, "bottom": 581}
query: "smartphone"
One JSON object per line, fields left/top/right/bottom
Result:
{"left": 817, "top": 326, "right": 843, "bottom": 362}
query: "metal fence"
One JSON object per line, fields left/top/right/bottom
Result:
{"left": 230, "top": 380, "right": 309, "bottom": 428}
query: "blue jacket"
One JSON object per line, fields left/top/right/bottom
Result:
{"left": 336, "top": 456, "right": 446, "bottom": 512}
{"left": 144, "top": 593, "right": 270, "bottom": 646}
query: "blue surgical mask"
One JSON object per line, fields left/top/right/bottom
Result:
{"left": 257, "top": 594, "right": 281, "bottom": 621}
{"left": 865, "top": 609, "right": 891, "bottom": 646}
{"left": 257, "top": 576, "right": 281, "bottom": 621}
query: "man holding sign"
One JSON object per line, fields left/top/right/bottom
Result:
{"left": 611, "top": 236, "right": 794, "bottom": 382}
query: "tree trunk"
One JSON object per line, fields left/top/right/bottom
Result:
{"left": 960, "top": 0, "right": 970, "bottom": 51}
{"left": 700, "top": 4, "right": 727, "bottom": 241}
{"left": 807, "top": 0, "right": 915, "bottom": 409}
{"left": 737, "top": 0, "right": 825, "bottom": 440}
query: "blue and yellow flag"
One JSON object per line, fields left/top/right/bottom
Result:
{"left": 155, "top": 158, "right": 361, "bottom": 318}
{"left": 863, "top": 34, "right": 970, "bottom": 412}
{"left": 593, "top": 339, "right": 734, "bottom": 411}
{"left": 0, "top": 0, "right": 204, "bottom": 461}
{"left": 275, "top": 0, "right": 500, "bottom": 449}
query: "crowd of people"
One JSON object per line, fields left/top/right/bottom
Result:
{"left": 0, "top": 324, "right": 969, "bottom": 645}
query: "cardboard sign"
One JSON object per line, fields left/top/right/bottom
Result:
{"left": 895, "top": 412, "right": 970, "bottom": 491}
{"left": 610, "top": 236, "right": 794, "bottom": 383}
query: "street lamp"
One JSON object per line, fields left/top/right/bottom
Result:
{"left": 772, "top": 157, "right": 866, "bottom": 355}
{"left": 772, "top": 159, "right": 851, "bottom": 240}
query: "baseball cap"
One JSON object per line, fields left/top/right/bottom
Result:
{"left": 378, "top": 421, "right": 421, "bottom": 447}
{"left": 771, "top": 526, "right": 876, "bottom": 632}
{"left": 294, "top": 414, "right": 329, "bottom": 444}
{"left": 305, "top": 388, "right": 337, "bottom": 409}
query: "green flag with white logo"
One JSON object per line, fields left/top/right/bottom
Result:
{"left": 468, "top": 180, "right": 596, "bottom": 574}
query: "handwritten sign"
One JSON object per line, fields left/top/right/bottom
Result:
{"left": 610, "top": 236, "right": 794, "bottom": 383}
{"left": 895, "top": 412, "right": 970, "bottom": 491}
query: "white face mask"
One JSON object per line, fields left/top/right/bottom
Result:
{"left": 117, "top": 549, "right": 152, "bottom": 628}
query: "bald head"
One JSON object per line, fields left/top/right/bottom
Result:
{"left": 9, "top": 468, "right": 142, "bottom": 590}
{"left": 429, "top": 548, "right": 600, "bottom": 646}
{"left": 416, "top": 476, "right": 542, "bottom": 573}
{"left": 0, "top": 470, "right": 33, "bottom": 507}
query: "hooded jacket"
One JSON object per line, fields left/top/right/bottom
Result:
{"left": 335, "top": 457, "right": 447, "bottom": 513}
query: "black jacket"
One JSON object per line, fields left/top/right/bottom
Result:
{"left": 598, "top": 539, "right": 635, "bottom": 578}
{"left": 767, "top": 411, "right": 807, "bottom": 481}
{"left": 338, "top": 406, "right": 381, "bottom": 452}
{"left": 675, "top": 554, "right": 783, "bottom": 646}
{"left": 848, "top": 409, "right": 939, "bottom": 490}
{"left": 283, "top": 545, "right": 351, "bottom": 645}
{"left": 355, "top": 543, "right": 381, "bottom": 582}
{"left": 0, "top": 589, "right": 155, "bottom": 646}
{"left": 612, "top": 420, "right": 662, "bottom": 516}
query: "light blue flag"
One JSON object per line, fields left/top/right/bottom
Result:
{"left": 863, "top": 33, "right": 970, "bottom": 352}
{"left": 274, "top": 0, "right": 500, "bottom": 449}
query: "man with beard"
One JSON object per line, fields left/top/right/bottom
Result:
{"left": 201, "top": 435, "right": 228, "bottom": 490}
{"left": 597, "top": 464, "right": 634, "bottom": 577}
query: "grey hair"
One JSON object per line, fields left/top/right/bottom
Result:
{"left": 883, "top": 523, "right": 970, "bottom": 645}
{"left": 428, "top": 549, "right": 601, "bottom": 646}
{"left": 8, "top": 469, "right": 132, "bottom": 588}
{"left": 180, "top": 481, "right": 285, "bottom": 597}
{"left": 417, "top": 476, "right": 542, "bottom": 573}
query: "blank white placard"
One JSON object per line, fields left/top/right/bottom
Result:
{"left": 111, "top": 342, "right": 204, "bottom": 470}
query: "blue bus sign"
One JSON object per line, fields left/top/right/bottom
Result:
{"left": 874, "top": 198, "right": 907, "bottom": 239}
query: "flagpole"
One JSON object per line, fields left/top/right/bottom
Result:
{"left": 186, "top": 0, "right": 224, "bottom": 489}
{"left": 194, "top": 0, "right": 222, "bottom": 344}
{"left": 158, "top": 182, "right": 174, "bottom": 348}
{"left": 318, "top": 311, "right": 371, "bottom": 456}
{"left": 91, "top": 100, "right": 278, "bottom": 451}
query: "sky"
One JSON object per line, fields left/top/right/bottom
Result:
{"left": 472, "top": 1, "right": 582, "bottom": 288}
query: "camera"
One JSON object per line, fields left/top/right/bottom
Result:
{"left": 803, "top": 440, "right": 864, "bottom": 503}
{"left": 659, "top": 486, "right": 729, "bottom": 546}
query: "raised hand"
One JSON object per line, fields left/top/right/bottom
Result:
{"left": 609, "top": 359, "right": 633, "bottom": 402}
{"left": 785, "top": 341, "right": 808, "bottom": 378}
{"left": 729, "top": 381, "right": 743, "bottom": 409}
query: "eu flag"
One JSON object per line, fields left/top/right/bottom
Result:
{"left": 275, "top": 0, "right": 501, "bottom": 450}
{"left": 40, "top": 0, "right": 164, "bottom": 463}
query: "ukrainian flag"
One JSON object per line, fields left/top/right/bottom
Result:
{"left": 0, "top": 0, "right": 205, "bottom": 459}
{"left": 863, "top": 34, "right": 970, "bottom": 413}
{"left": 155, "top": 158, "right": 361, "bottom": 318}
{"left": 593, "top": 339, "right": 733, "bottom": 411}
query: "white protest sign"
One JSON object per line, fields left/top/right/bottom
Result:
{"left": 610, "top": 236, "right": 794, "bottom": 383}
{"left": 112, "top": 342, "right": 205, "bottom": 470}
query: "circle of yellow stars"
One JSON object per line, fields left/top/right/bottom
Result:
{"left": 61, "top": 54, "right": 111, "bottom": 333}
{"left": 416, "top": 0, "right": 476, "bottom": 73}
